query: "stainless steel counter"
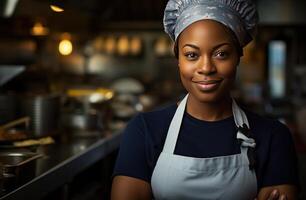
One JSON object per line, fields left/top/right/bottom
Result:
{"left": 0, "top": 131, "right": 122, "bottom": 200}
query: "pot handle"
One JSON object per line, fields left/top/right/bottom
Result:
{"left": 0, "top": 117, "right": 31, "bottom": 131}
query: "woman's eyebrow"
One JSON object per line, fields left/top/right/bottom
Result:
{"left": 182, "top": 42, "right": 231, "bottom": 50}
{"left": 182, "top": 44, "right": 200, "bottom": 50}
{"left": 212, "top": 42, "right": 231, "bottom": 51}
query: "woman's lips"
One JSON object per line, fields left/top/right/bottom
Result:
{"left": 192, "top": 80, "right": 222, "bottom": 92}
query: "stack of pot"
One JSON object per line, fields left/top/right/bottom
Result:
{"left": 20, "top": 94, "right": 60, "bottom": 137}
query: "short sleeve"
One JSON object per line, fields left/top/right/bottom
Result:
{"left": 261, "top": 121, "right": 300, "bottom": 188}
{"left": 112, "top": 114, "right": 151, "bottom": 182}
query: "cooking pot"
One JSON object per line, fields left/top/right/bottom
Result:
{"left": 20, "top": 94, "right": 60, "bottom": 137}
{"left": 0, "top": 171, "right": 15, "bottom": 196}
{"left": 0, "top": 149, "right": 42, "bottom": 195}
{"left": 61, "top": 110, "right": 104, "bottom": 131}
{"left": 62, "top": 87, "right": 113, "bottom": 134}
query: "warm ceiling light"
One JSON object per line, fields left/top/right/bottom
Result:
{"left": 155, "top": 37, "right": 169, "bottom": 56}
{"left": 59, "top": 39, "right": 73, "bottom": 56}
{"left": 130, "top": 37, "right": 142, "bottom": 55}
{"left": 30, "top": 22, "right": 49, "bottom": 36}
{"left": 93, "top": 37, "right": 104, "bottom": 52}
{"left": 117, "top": 36, "right": 129, "bottom": 56}
{"left": 50, "top": 5, "right": 64, "bottom": 12}
{"left": 105, "top": 37, "right": 116, "bottom": 54}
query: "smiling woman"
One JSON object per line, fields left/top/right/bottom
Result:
{"left": 111, "top": 0, "right": 300, "bottom": 200}
{"left": 178, "top": 20, "right": 239, "bottom": 109}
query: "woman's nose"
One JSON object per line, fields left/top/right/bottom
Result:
{"left": 197, "top": 56, "right": 216, "bottom": 75}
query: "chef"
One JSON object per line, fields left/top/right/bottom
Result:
{"left": 111, "top": 0, "right": 299, "bottom": 199}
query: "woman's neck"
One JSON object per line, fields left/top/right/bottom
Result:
{"left": 186, "top": 95, "right": 233, "bottom": 121}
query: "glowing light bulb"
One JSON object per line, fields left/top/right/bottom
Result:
{"left": 59, "top": 39, "right": 73, "bottom": 55}
{"left": 130, "top": 37, "right": 142, "bottom": 55}
{"left": 105, "top": 37, "right": 116, "bottom": 54}
{"left": 50, "top": 5, "right": 64, "bottom": 12}
{"left": 30, "top": 22, "right": 49, "bottom": 36}
{"left": 117, "top": 36, "right": 129, "bottom": 55}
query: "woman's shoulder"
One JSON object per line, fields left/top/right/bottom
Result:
{"left": 124, "top": 103, "right": 177, "bottom": 136}
{"left": 137, "top": 103, "right": 177, "bottom": 125}
{"left": 144, "top": 103, "right": 177, "bottom": 116}
{"left": 245, "top": 111, "right": 299, "bottom": 189}
{"left": 244, "top": 109, "right": 292, "bottom": 142}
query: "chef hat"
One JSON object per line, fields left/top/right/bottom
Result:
{"left": 163, "top": 0, "right": 259, "bottom": 47}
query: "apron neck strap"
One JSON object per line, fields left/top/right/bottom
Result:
{"left": 232, "top": 100, "right": 256, "bottom": 149}
{"left": 162, "top": 94, "right": 256, "bottom": 154}
{"left": 162, "top": 94, "right": 189, "bottom": 153}
{"left": 232, "top": 100, "right": 249, "bottom": 128}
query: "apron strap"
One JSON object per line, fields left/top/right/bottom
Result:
{"left": 162, "top": 94, "right": 189, "bottom": 154}
{"left": 232, "top": 99, "right": 256, "bottom": 170}
{"left": 232, "top": 99, "right": 255, "bottom": 147}
{"left": 232, "top": 100, "right": 249, "bottom": 128}
{"left": 162, "top": 94, "right": 256, "bottom": 170}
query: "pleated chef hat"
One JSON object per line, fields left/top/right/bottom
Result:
{"left": 163, "top": 0, "right": 259, "bottom": 47}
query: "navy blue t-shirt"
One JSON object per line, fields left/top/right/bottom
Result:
{"left": 113, "top": 103, "right": 299, "bottom": 190}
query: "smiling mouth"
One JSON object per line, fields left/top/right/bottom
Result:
{"left": 192, "top": 80, "right": 222, "bottom": 91}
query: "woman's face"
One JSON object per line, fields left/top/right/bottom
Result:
{"left": 178, "top": 19, "right": 240, "bottom": 103}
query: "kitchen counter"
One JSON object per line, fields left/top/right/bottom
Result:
{"left": 0, "top": 131, "right": 122, "bottom": 200}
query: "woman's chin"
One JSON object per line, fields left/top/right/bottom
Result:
{"left": 188, "top": 88, "right": 230, "bottom": 104}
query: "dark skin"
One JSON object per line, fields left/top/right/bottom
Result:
{"left": 177, "top": 21, "right": 237, "bottom": 122}
{"left": 112, "top": 176, "right": 152, "bottom": 200}
{"left": 111, "top": 20, "right": 298, "bottom": 200}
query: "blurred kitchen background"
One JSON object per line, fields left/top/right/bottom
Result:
{"left": 0, "top": 0, "right": 306, "bottom": 199}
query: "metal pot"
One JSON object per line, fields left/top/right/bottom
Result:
{"left": 20, "top": 94, "right": 60, "bottom": 137}
{"left": 0, "top": 171, "right": 15, "bottom": 196}
{"left": 0, "top": 150, "right": 42, "bottom": 195}
{"left": 61, "top": 110, "right": 104, "bottom": 131}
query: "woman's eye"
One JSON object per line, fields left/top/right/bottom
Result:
{"left": 214, "top": 51, "right": 228, "bottom": 59}
{"left": 184, "top": 52, "right": 198, "bottom": 60}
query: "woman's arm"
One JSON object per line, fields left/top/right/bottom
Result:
{"left": 257, "top": 184, "right": 298, "bottom": 200}
{"left": 112, "top": 114, "right": 153, "bottom": 200}
{"left": 111, "top": 176, "right": 152, "bottom": 200}
{"left": 256, "top": 122, "right": 300, "bottom": 200}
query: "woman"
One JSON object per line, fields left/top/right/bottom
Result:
{"left": 111, "top": 0, "right": 299, "bottom": 199}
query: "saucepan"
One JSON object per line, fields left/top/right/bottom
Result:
{"left": 0, "top": 149, "right": 43, "bottom": 195}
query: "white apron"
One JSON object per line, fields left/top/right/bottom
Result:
{"left": 151, "top": 94, "right": 257, "bottom": 200}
